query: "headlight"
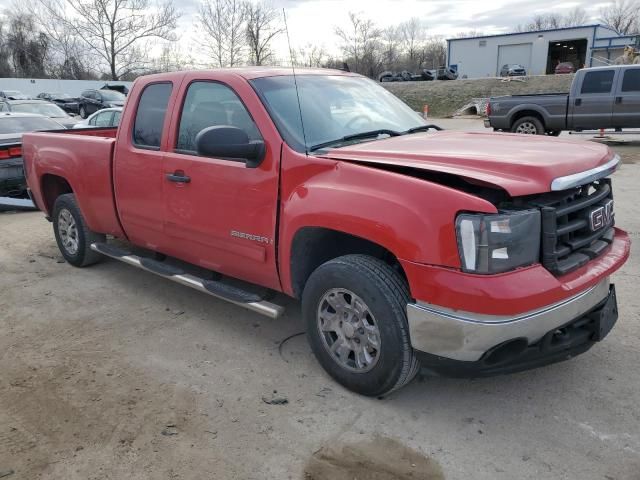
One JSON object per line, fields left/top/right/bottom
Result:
{"left": 455, "top": 209, "right": 541, "bottom": 274}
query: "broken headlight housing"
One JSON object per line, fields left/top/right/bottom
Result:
{"left": 455, "top": 209, "right": 541, "bottom": 274}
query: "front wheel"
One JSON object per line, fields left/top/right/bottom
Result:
{"left": 52, "top": 193, "right": 105, "bottom": 267}
{"left": 79, "top": 106, "right": 87, "bottom": 119}
{"left": 302, "top": 255, "right": 420, "bottom": 397}
{"left": 511, "top": 116, "right": 544, "bottom": 135}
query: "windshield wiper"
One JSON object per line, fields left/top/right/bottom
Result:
{"left": 404, "top": 124, "right": 444, "bottom": 134}
{"left": 309, "top": 129, "right": 401, "bottom": 152}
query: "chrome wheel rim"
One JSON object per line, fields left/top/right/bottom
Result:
{"left": 58, "top": 208, "right": 79, "bottom": 255}
{"left": 317, "top": 288, "right": 381, "bottom": 373}
{"left": 516, "top": 121, "right": 538, "bottom": 134}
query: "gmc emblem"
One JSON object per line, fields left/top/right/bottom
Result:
{"left": 589, "top": 199, "right": 614, "bottom": 231}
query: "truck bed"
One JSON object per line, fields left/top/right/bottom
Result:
{"left": 23, "top": 127, "right": 124, "bottom": 237}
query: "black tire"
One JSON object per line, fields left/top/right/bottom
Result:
{"left": 52, "top": 193, "right": 105, "bottom": 267}
{"left": 79, "top": 105, "right": 87, "bottom": 119}
{"left": 511, "top": 116, "right": 544, "bottom": 135}
{"left": 302, "top": 254, "right": 420, "bottom": 397}
{"left": 547, "top": 130, "right": 561, "bottom": 137}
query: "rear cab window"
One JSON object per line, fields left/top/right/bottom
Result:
{"left": 132, "top": 83, "right": 173, "bottom": 149}
{"left": 581, "top": 70, "right": 615, "bottom": 94}
{"left": 621, "top": 68, "right": 640, "bottom": 92}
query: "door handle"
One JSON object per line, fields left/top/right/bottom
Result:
{"left": 574, "top": 98, "right": 582, "bottom": 106}
{"left": 615, "top": 96, "right": 623, "bottom": 104}
{"left": 166, "top": 172, "right": 191, "bottom": 183}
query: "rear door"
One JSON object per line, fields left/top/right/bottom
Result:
{"left": 160, "top": 75, "right": 281, "bottom": 289}
{"left": 114, "top": 82, "right": 175, "bottom": 250}
{"left": 570, "top": 69, "right": 617, "bottom": 130}
{"left": 612, "top": 67, "right": 640, "bottom": 128}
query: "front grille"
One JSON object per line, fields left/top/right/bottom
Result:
{"left": 534, "top": 179, "right": 615, "bottom": 276}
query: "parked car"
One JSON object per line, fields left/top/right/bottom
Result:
{"left": 73, "top": 107, "right": 122, "bottom": 129}
{"left": 0, "top": 112, "right": 64, "bottom": 206}
{"left": 555, "top": 62, "right": 575, "bottom": 74}
{"left": 78, "top": 89, "right": 126, "bottom": 119}
{"left": 36, "top": 92, "right": 81, "bottom": 114}
{"left": 23, "top": 68, "right": 629, "bottom": 396}
{"left": 486, "top": 65, "right": 640, "bottom": 135}
{"left": 0, "top": 100, "right": 79, "bottom": 128}
{"left": 500, "top": 64, "right": 527, "bottom": 77}
{"left": 0, "top": 90, "right": 30, "bottom": 100}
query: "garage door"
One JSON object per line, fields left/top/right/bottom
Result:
{"left": 497, "top": 43, "right": 533, "bottom": 75}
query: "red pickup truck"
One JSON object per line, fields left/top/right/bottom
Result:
{"left": 23, "top": 68, "right": 630, "bottom": 396}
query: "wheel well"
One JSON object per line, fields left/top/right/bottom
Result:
{"left": 511, "top": 110, "right": 545, "bottom": 128}
{"left": 289, "top": 227, "right": 407, "bottom": 298}
{"left": 41, "top": 174, "right": 72, "bottom": 213}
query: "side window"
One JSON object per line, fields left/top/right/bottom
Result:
{"left": 133, "top": 82, "right": 172, "bottom": 149}
{"left": 581, "top": 70, "right": 615, "bottom": 94}
{"left": 621, "top": 69, "right": 640, "bottom": 92}
{"left": 94, "top": 112, "right": 113, "bottom": 127}
{"left": 112, "top": 110, "right": 122, "bottom": 126}
{"left": 176, "top": 81, "right": 261, "bottom": 152}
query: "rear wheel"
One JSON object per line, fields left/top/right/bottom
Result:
{"left": 511, "top": 116, "right": 544, "bottom": 135}
{"left": 79, "top": 105, "right": 87, "bottom": 119}
{"left": 302, "top": 255, "right": 419, "bottom": 397}
{"left": 52, "top": 194, "right": 105, "bottom": 267}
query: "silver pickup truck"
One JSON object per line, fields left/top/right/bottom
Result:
{"left": 486, "top": 65, "right": 640, "bottom": 135}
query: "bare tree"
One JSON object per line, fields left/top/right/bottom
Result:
{"left": 418, "top": 36, "right": 446, "bottom": 69}
{"left": 295, "top": 43, "right": 328, "bottom": 67}
{"left": 380, "top": 25, "right": 401, "bottom": 69}
{"left": 564, "top": 7, "right": 589, "bottom": 27}
{"left": 454, "top": 30, "right": 485, "bottom": 38}
{"left": 5, "top": 12, "right": 49, "bottom": 77}
{"left": 399, "top": 17, "right": 425, "bottom": 69}
{"left": 39, "top": 0, "right": 180, "bottom": 80}
{"left": 244, "top": 1, "right": 282, "bottom": 66}
{"left": 600, "top": 0, "right": 640, "bottom": 34}
{"left": 335, "top": 12, "right": 382, "bottom": 76}
{"left": 198, "top": 0, "right": 246, "bottom": 67}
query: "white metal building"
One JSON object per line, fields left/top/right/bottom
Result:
{"left": 447, "top": 25, "right": 639, "bottom": 78}
{"left": 0, "top": 78, "right": 132, "bottom": 97}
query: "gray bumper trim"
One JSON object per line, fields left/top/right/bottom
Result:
{"left": 406, "top": 278, "right": 610, "bottom": 362}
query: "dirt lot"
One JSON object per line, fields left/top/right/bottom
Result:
{"left": 1, "top": 133, "right": 640, "bottom": 479}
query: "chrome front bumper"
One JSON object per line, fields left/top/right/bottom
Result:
{"left": 406, "top": 278, "right": 611, "bottom": 362}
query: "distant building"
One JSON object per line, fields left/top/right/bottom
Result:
{"left": 446, "top": 25, "right": 639, "bottom": 79}
{"left": 0, "top": 78, "right": 133, "bottom": 97}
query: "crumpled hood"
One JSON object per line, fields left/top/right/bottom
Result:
{"left": 319, "top": 131, "right": 615, "bottom": 196}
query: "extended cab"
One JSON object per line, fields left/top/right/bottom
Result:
{"left": 486, "top": 65, "right": 640, "bottom": 135}
{"left": 23, "top": 68, "right": 630, "bottom": 396}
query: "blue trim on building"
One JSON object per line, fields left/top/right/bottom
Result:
{"left": 590, "top": 25, "right": 596, "bottom": 67}
{"left": 446, "top": 40, "right": 451, "bottom": 68}
{"left": 446, "top": 24, "right": 604, "bottom": 42}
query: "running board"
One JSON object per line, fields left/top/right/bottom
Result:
{"left": 90, "top": 242, "right": 284, "bottom": 319}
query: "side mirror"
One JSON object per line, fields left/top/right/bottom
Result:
{"left": 195, "top": 125, "right": 265, "bottom": 168}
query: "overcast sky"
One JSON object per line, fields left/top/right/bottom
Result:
{"left": 185, "top": 0, "right": 614, "bottom": 60}
{"left": 0, "top": 0, "right": 616, "bottom": 61}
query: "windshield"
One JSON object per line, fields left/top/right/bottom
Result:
{"left": 0, "top": 116, "right": 63, "bottom": 134}
{"left": 11, "top": 102, "right": 68, "bottom": 117}
{"left": 251, "top": 75, "right": 426, "bottom": 152}
{"left": 100, "top": 90, "right": 125, "bottom": 101}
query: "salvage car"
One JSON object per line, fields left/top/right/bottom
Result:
{"left": 0, "top": 100, "right": 78, "bottom": 129}
{"left": 78, "top": 89, "right": 126, "bottom": 119}
{"left": 23, "top": 68, "right": 630, "bottom": 396}
{"left": 500, "top": 63, "right": 527, "bottom": 77}
{"left": 73, "top": 107, "right": 122, "bottom": 129}
{"left": 1, "top": 112, "right": 64, "bottom": 207}
{"left": 36, "top": 92, "right": 81, "bottom": 114}
{"left": 0, "top": 90, "right": 30, "bottom": 100}
{"left": 486, "top": 65, "right": 640, "bottom": 134}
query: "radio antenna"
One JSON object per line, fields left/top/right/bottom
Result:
{"left": 282, "top": 9, "right": 308, "bottom": 154}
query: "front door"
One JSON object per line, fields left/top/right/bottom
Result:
{"left": 161, "top": 79, "right": 281, "bottom": 290}
{"left": 570, "top": 69, "right": 616, "bottom": 130}
{"left": 612, "top": 67, "right": 640, "bottom": 128}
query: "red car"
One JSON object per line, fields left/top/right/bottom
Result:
{"left": 22, "top": 68, "right": 630, "bottom": 396}
{"left": 555, "top": 62, "right": 575, "bottom": 74}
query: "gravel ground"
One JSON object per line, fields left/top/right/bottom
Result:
{"left": 1, "top": 128, "right": 639, "bottom": 479}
